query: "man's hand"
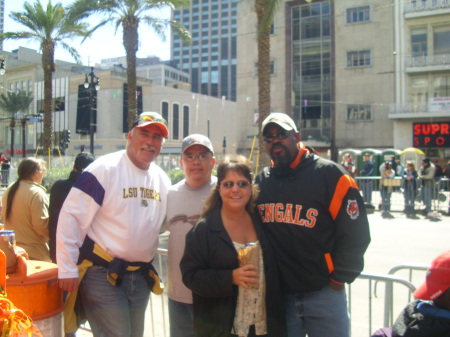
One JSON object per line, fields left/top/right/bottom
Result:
{"left": 58, "top": 277, "right": 79, "bottom": 293}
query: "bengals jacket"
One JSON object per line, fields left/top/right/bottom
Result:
{"left": 254, "top": 152, "right": 371, "bottom": 294}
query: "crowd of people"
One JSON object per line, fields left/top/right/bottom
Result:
{"left": 341, "top": 153, "right": 450, "bottom": 219}
{"left": 0, "top": 111, "right": 448, "bottom": 337}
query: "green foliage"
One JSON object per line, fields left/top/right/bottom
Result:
{"left": 166, "top": 168, "right": 185, "bottom": 185}
{"left": 42, "top": 167, "right": 72, "bottom": 191}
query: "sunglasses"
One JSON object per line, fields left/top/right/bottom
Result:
{"left": 221, "top": 180, "right": 251, "bottom": 189}
{"left": 263, "top": 130, "right": 291, "bottom": 144}
{"left": 133, "top": 112, "right": 167, "bottom": 127}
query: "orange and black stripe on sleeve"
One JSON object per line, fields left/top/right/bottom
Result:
{"left": 329, "top": 175, "right": 358, "bottom": 220}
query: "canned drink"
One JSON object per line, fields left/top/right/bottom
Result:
{"left": 0, "top": 230, "right": 16, "bottom": 248}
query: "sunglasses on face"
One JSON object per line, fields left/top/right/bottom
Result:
{"left": 183, "top": 154, "right": 211, "bottom": 162}
{"left": 263, "top": 130, "right": 291, "bottom": 144}
{"left": 221, "top": 180, "right": 251, "bottom": 189}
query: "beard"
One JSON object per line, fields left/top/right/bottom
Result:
{"left": 270, "top": 143, "right": 293, "bottom": 168}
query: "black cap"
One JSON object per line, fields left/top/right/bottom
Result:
{"left": 422, "top": 157, "right": 430, "bottom": 164}
{"left": 74, "top": 152, "right": 95, "bottom": 171}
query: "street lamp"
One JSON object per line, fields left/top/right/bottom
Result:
{"left": 84, "top": 67, "right": 100, "bottom": 155}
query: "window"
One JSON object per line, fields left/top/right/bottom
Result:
{"left": 347, "top": 104, "right": 372, "bottom": 121}
{"left": 347, "top": 50, "right": 371, "bottom": 67}
{"left": 346, "top": 6, "right": 370, "bottom": 24}
{"left": 172, "top": 103, "right": 180, "bottom": 140}
{"left": 183, "top": 106, "right": 189, "bottom": 138}
{"left": 161, "top": 101, "right": 169, "bottom": 123}
{"left": 411, "top": 28, "right": 427, "bottom": 57}
{"left": 433, "top": 75, "right": 450, "bottom": 97}
{"left": 433, "top": 26, "right": 450, "bottom": 55}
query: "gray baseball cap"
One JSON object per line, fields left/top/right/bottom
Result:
{"left": 181, "top": 134, "right": 214, "bottom": 154}
{"left": 262, "top": 112, "right": 298, "bottom": 134}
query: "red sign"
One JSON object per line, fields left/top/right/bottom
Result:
{"left": 413, "top": 122, "right": 450, "bottom": 147}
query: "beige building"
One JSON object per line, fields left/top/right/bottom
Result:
{"left": 0, "top": 47, "right": 237, "bottom": 167}
{"left": 236, "top": 0, "right": 450, "bottom": 161}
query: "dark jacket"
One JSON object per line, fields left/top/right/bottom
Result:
{"left": 180, "top": 208, "right": 287, "bottom": 337}
{"left": 49, "top": 170, "right": 81, "bottom": 263}
{"left": 392, "top": 300, "right": 450, "bottom": 336}
{"left": 255, "top": 153, "right": 371, "bottom": 293}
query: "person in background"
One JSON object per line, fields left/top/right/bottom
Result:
{"left": 0, "top": 157, "right": 50, "bottom": 261}
{"left": 163, "top": 134, "right": 217, "bottom": 337}
{"left": 255, "top": 112, "right": 370, "bottom": 337}
{"left": 1, "top": 159, "right": 10, "bottom": 188}
{"left": 360, "top": 153, "right": 374, "bottom": 205}
{"left": 340, "top": 153, "right": 357, "bottom": 177}
{"left": 418, "top": 157, "right": 435, "bottom": 218}
{"left": 49, "top": 152, "right": 95, "bottom": 263}
{"left": 402, "top": 161, "right": 418, "bottom": 218}
{"left": 380, "top": 161, "right": 395, "bottom": 219}
{"left": 390, "top": 156, "right": 398, "bottom": 176}
{"left": 57, "top": 112, "right": 171, "bottom": 337}
{"left": 395, "top": 160, "right": 404, "bottom": 177}
{"left": 181, "top": 155, "right": 287, "bottom": 337}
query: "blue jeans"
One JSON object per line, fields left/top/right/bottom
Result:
{"left": 361, "top": 180, "right": 373, "bottom": 203}
{"left": 284, "top": 286, "right": 349, "bottom": 337}
{"left": 380, "top": 188, "right": 391, "bottom": 211}
{"left": 79, "top": 265, "right": 151, "bottom": 337}
{"left": 421, "top": 186, "right": 433, "bottom": 212}
{"left": 168, "top": 298, "right": 194, "bottom": 337}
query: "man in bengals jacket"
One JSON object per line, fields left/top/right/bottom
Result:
{"left": 254, "top": 112, "right": 371, "bottom": 337}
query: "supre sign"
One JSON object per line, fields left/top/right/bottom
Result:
{"left": 413, "top": 122, "right": 450, "bottom": 147}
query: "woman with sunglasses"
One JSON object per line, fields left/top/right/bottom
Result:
{"left": 180, "top": 155, "right": 286, "bottom": 337}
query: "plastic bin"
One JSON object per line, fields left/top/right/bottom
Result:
{"left": 6, "top": 256, "right": 64, "bottom": 337}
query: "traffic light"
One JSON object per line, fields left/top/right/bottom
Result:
{"left": 60, "top": 129, "right": 71, "bottom": 149}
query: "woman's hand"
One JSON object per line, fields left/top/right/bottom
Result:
{"left": 232, "top": 264, "right": 259, "bottom": 289}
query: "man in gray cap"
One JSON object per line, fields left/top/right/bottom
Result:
{"left": 360, "top": 153, "right": 374, "bottom": 205}
{"left": 162, "top": 134, "right": 217, "bottom": 337}
{"left": 254, "top": 112, "right": 370, "bottom": 337}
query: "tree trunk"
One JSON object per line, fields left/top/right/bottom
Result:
{"left": 255, "top": 0, "right": 271, "bottom": 169}
{"left": 123, "top": 17, "right": 139, "bottom": 131}
{"left": 41, "top": 40, "right": 55, "bottom": 162}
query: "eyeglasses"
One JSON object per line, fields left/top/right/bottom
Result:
{"left": 183, "top": 154, "right": 212, "bottom": 162}
{"left": 221, "top": 180, "right": 251, "bottom": 189}
{"left": 263, "top": 130, "right": 291, "bottom": 144}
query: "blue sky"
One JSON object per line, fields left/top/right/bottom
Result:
{"left": 3, "top": 0, "right": 172, "bottom": 65}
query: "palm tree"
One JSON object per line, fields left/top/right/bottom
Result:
{"left": 0, "top": 90, "right": 34, "bottom": 157}
{"left": 255, "top": 0, "right": 281, "bottom": 167}
{"left": 0, "top": 0, "right": 90, "bottom": 158}
{"left": 67, "top": 0, "right": 191, "bottom": 131}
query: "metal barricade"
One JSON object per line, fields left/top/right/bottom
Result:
{"left": 348, "top": 272, "right": 417, "bottom": 337}
{"left": 355, "top": 176, "right": 450, "bottom": 214}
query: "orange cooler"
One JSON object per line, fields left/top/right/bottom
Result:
{"left": 6, "top": 256, "right": 64, "bottom": 336}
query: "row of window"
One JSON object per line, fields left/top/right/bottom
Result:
{"left": 161, "top": 101, "right": 190, "bottom": 141}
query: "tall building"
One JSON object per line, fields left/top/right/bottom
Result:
{"left": 171, "top": 0, "right": 238, "bottom": 101}
{"left": 0, "top": 0, "right": 4, "bottom": 51}
{"left": 236, "top": 0, "right": 397, "bottom": 159}
{"left": 390, "top": 0, "right": 450, "bottom": 159}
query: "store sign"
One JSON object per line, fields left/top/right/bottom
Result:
{"left": 413, "top": 122, "right": 450, "bottom": 147}
{"left": 429, "top": 97, "right": 450, "bottom": 112}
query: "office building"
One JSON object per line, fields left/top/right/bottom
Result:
{"left": 172, "top": 0, "right": 238, "bottom": 101}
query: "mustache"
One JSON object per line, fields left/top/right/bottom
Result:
{"left": 142, "top": 146, "right": 156, "bottom": 152}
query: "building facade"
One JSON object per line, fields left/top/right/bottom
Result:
{"left": 171, "top": 0, "right": 238, "bottom": 101}
{"left": 236, "top": 0, "right": 449, "bottom": 163}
